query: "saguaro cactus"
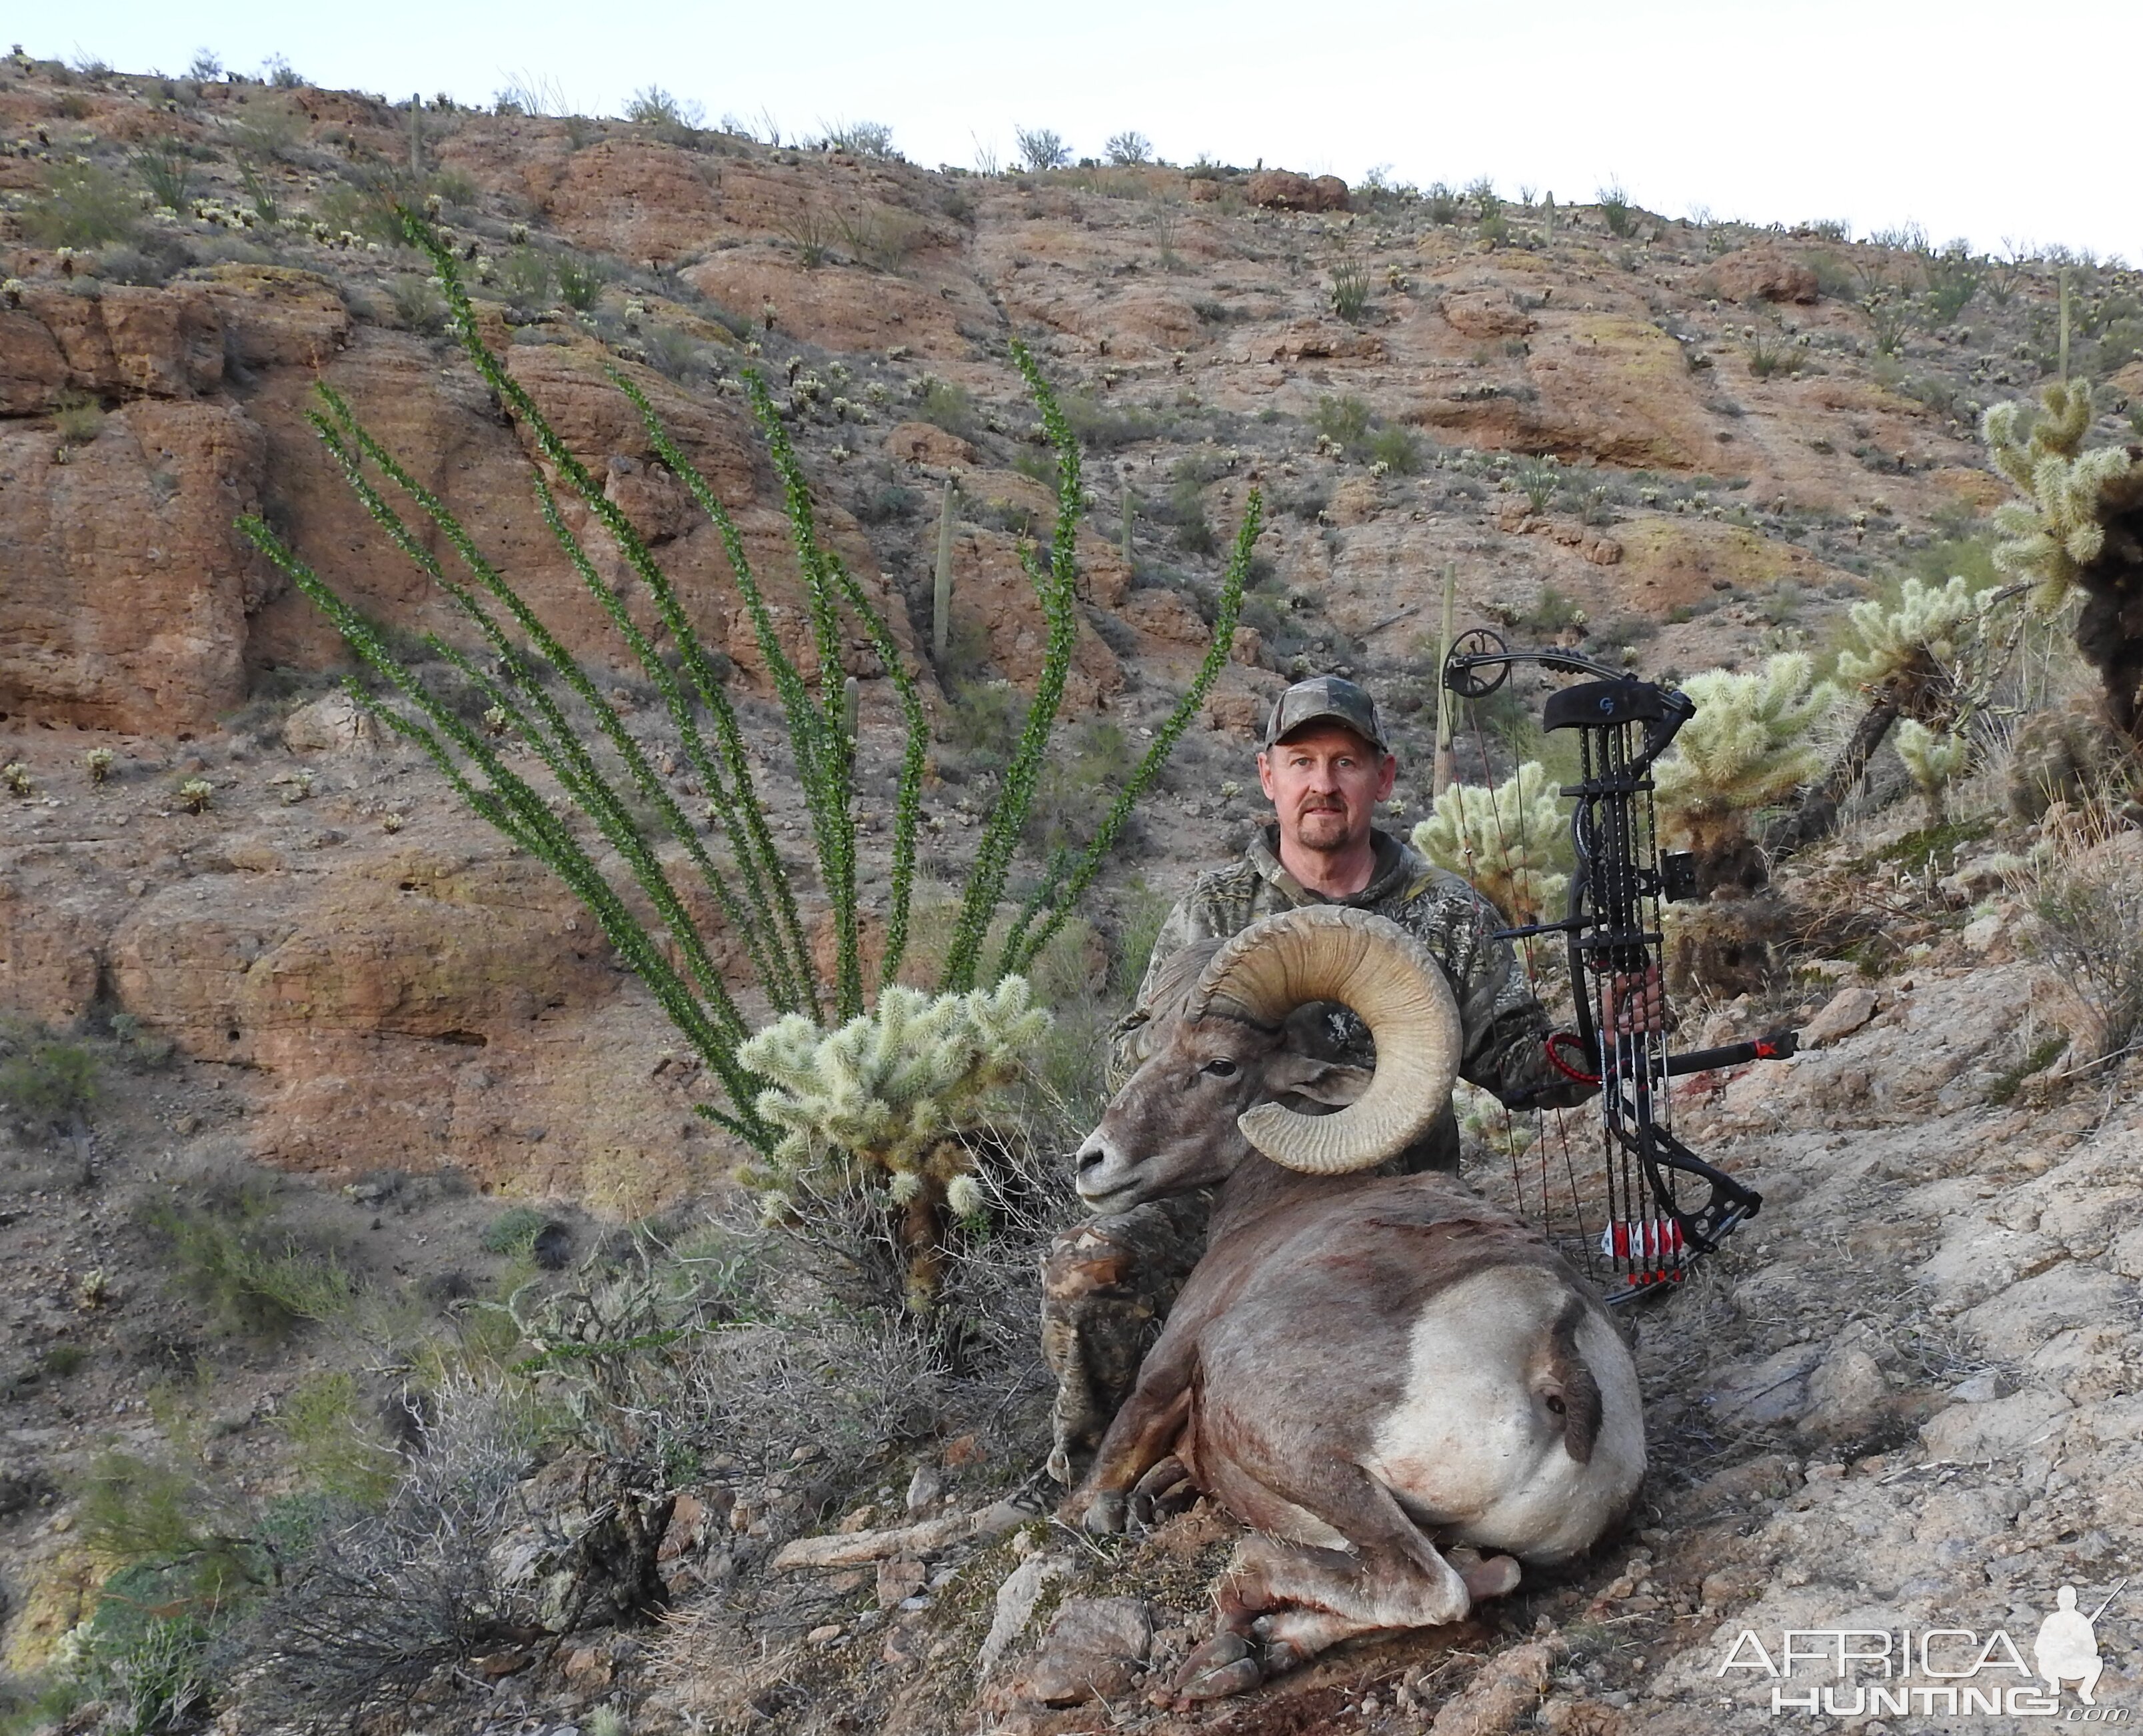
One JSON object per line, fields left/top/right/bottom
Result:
{"left": 932, "top": 474, "right": 957, "bottom": 668}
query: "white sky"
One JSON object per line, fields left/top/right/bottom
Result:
{"left": 41, "top": 1, "right": 2142, "bottom": 263}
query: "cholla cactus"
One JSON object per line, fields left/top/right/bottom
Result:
{"left": 1409, "top": 762, "right": 1570, "bottom": 924}
{"left": 740, "top": 978, "right": 1050, "bottom": 1308}
{"left": 1984, "top": 379, "right": 2143, "bottom": 742}
{"left": 3, "top": 762, "right": 30, "bottom": 796}
{"left": 1894, "top": 718, "right": 1972, "bottom": 821}
{"left": 177, "top": 777, "right": 213, "bottom": 813}
{"left": 84, "top": 747, "right": 113, "bottom": 784}
{"left": 1654, "top": 653, "right": 1834, "bottom": 883}
{"left": 1454, "top": 1078, "right": 1536, "bottom": 1160}
{"left": 1985, "top": 380, "right": 2140, "bottom": 612}
{"left": 1835, "top": 574, "right": 1982, "bottom": 692}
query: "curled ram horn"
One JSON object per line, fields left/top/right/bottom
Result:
{"left": 1189, "top": 906, "right": 1461, "bottom": 1174}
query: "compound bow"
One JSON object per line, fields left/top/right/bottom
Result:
{"left": 1441, "top": 628, "right": 1795, "bottom": 1303}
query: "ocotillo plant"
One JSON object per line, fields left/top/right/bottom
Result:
{"left": 237, "top": 209, "right": 1258, "bottom": 1274}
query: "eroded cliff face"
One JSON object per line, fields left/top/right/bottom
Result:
{"left": 0, "top": 58, "right": 2086, "bottom": 1196}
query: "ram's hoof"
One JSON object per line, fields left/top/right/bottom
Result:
{"left": 1449, "top": 1547, "right": 1522, "bottom": 1600}
{"left": 1166, "top": 1631, "right": 1263, "bottom": 1703}
{"left": 1080, "top": 1491, "right": 1128, "bottom": 1535}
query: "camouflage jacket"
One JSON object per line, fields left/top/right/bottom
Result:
{"left": 1113, "top": 826, "right": 1585, "bottom": 1119}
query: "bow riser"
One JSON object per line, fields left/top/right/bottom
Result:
{"left": 1440, "top": 629, "right": 1780, "bottom": 1302}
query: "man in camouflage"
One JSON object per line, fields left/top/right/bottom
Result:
{"left": 1041, "top": 674, "right": 1592, "bottom": 1482}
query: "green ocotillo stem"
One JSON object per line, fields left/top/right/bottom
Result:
{"left": 933, "top": 474, "right": 957, "bottom": 667}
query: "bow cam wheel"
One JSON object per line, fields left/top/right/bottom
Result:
{"left": 1443, "top": 627, "right": 1510, "bottom": 699}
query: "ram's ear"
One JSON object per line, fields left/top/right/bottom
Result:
{"left": 1263, "top": 1054, "right": 1374, "bottom": 1108}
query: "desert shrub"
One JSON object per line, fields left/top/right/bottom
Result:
{"left": 142, "top": 1184, "right": 360, "bottom": 1337}
{"left": 230, "top": 101, "right": 306, "bottom": 161}
{"left": 478, "top": 1203, "right": 546, "bottom": 1254}
{"left": 2025, "top": 817, "right": 2143, "bottom": 1057}
{"left": 1015, "top": 125, "right": 1069, "bottom": 171}
{"left": 625, "top": 85, "right": 702, "bottom": 137}
{"left": 1367, "top": 425, "right": 1422, "bottom": 474}
{"left": 918, "top": 376, "right": 981, "bottom": 442}
{"left": 1424, "top": 182, "right": 1460, "bottom": 225}
{"left": 1029, "top": 719, "right": 1141, "bottom": 854}
{"left": 497, "top": 245, "right": 554, "bottom": 309}
{"left": 1060, "top": 393, "right": 1158, "bottom": 450}
{"left": 1519, "top": 583, "right": 1586, "bottom": 636}
{"left": 1166, "top": 471, "right": 1216, "bottom": 555}
{"left": 1517, "top": 460, "right": 1558, "bottom": 514}
{"left": 21, "top": 161, "right": 139, "bottom": 249}
{"left": 821, "top": 119, "right": 895, "bottom": 157}
{"left": 1104, "top": 129, "right": 1152, "bottom": 165}
{"left": 0, "top": 1029, "right": 99, "bottom": 1130}
{"left": 225, "top": 1375, "right": 543, "bottom": 1726}
{"left": 386, "top": 273, "right": 446, "bottom": 333}
{"left": 1597, "top": 181, "right": 1635, "bottom": 237}
{"left": 1310, "top": 393, "right": 1373, "bottom": 454}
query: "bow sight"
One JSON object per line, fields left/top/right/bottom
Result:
{"left": 1441, "top": 627, "right": 1796, "bottom": 1303}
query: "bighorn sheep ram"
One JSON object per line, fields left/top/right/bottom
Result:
{"left": 1062, "top": 906, "right": 1644, "bottom": 1703}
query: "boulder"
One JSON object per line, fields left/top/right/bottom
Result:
{"left": 1802, "top": 986, "right": 1879, "bottom": 1047}
{"left": 1704, "top": 247, "right": 1820, "bottom": 305}
{"left": 886, "top": 420, "right": 977, "bottom": 469}
{"left": 281, "top": 691, "right": 379, "bottom": 755}
{"left": 1003, "top": 1595, "right": 1151, "bottom": 1707}
{"left": 1440, "top": 291, "right": 1534, "bottom": 341}
{"left": 1797, "top": 1343, "right": 1890, "bottom": 1440}
{"left": 1246, "top": 171, "right": 1348, "bottom": 213}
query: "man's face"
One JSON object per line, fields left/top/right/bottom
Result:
{"left": 1256, "top": 724, "right": 1396, "bottom": 855}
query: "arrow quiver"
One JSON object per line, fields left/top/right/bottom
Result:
{"left": 1440, "top": 629, "right": 1793, "bottom": 1302}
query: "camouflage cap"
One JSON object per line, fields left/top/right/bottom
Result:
{"left": 1261, "top": 674, "right": 1390, "bottom": 754}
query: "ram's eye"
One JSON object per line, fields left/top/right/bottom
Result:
{"left": 1200, "top": 1058, "right": 1240, "bottom": 1079}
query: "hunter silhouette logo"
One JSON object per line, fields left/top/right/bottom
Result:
{"left": 2035, "top": 1581, "right": 2123, "bottom": 1706}
{"left": 1715, "top": 1578, "right": 2130, "bottom": 1718}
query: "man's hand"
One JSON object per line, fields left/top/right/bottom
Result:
{"left": 1600, "top": 966, "right": 1669, "bottom": 1038}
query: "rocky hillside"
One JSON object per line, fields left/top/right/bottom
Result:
{"left": 5, "top": 49, "right": 2143, "bottom": 1736}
